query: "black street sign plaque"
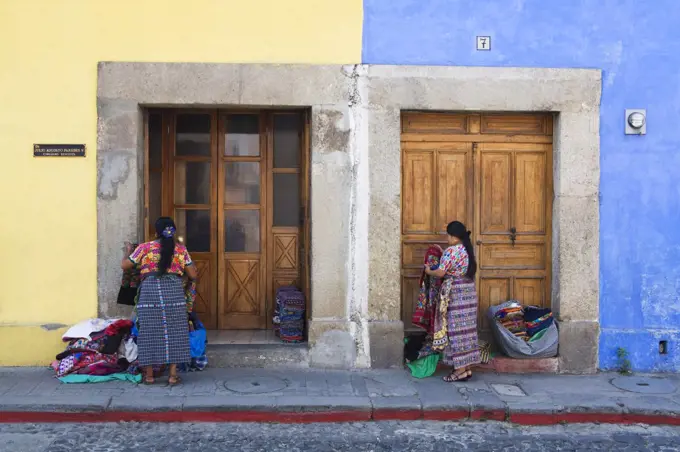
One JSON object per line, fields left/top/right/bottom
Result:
{"left": 34, "top": 144, "right": 86, "bottom": 157}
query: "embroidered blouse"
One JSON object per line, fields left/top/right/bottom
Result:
{"left": 129, "top": 241, "right": 194, "bottom": 278}
{"left": 439, "top": 244, "right": 469, "bottom": 278}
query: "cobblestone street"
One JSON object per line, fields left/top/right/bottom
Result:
{"left": 2, "top": 421, "right": 680, "bottom": 451}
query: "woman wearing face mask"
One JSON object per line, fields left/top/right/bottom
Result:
{"left": 424, "top": 220, "right": 481, "bottom": 382}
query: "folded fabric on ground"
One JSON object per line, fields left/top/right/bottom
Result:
{"left": 53, "top": 314, "right": 209, "bottom": 380}
{"left": 58, "top": 373, "right": 142, "bottom": 384}
{"left": 274, "top": 286, "right": 305, "bottom": 343}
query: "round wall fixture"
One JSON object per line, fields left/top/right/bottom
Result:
{"left": 627, "top": 111, "right": 646, "bottom": 129}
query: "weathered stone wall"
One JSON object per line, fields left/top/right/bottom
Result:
{"left": 98, "top": 63, "right": 601, "bottom": 372}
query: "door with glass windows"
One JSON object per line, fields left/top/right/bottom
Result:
{"left": 145, "top": 109, "right": 308, "bottom": 331}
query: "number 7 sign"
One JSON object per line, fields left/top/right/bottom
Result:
{"left": 476, "top": 36, "right": 491, "bottom": 51}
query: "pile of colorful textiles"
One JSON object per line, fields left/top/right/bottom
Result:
{"left": 273, "top": 287, "right": 305, "bottom": 343}
{"left": 51, "top": 314, "right": 208, "bottom": 382}
{"left": 52, "top": 319, "right": 136, "bottom": 378}
{"left": 494, "top": 302, "right": 528, "bottom": 341}
{"left": 524, "top": 306, "right": 554, "bottom": 338}
{"left": 493, "top": 302, "right": 555, "bottom": 341}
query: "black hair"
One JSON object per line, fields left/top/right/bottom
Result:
{"left": 155, "top": 217, "right": 177, "bottom": 275}
{"left": 446, "top": 221, "right": 477, "bottom": 279}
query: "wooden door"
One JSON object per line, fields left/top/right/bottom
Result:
{"left": 400, "top": 112, "right": 553, "bottom": 333}
{"left": 146, "top": 109, "right": 309, "bottom": 330}
{"left": 267, "top": 112, "right": 307, "bottom": 327}
{"left": 400, "top": 140, "right": 474, "bottom": 330}
{"left": 218, "top": 113, "right": 267, "bottom": 329}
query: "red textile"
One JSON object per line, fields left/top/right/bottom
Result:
{"left": 104, "top": 319, "right": 134, "bottom": 336}
{"left": 412, "top": 245, "right": 443, "bottom": 334}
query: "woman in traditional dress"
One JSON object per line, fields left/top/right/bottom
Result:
{"left": 424, "top": 220, "right": 481, "bottom": 382}
{"left": 121, "top": 217, "right": 197, "bottom": 385}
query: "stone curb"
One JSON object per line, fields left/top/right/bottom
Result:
{"left": 2, "top": 397, "right": 680, "bottom": 425}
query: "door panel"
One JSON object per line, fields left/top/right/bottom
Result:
{"left": 437, "top": 151, "right": 470, "bottom": 233}
{"left": 220, "top": 113, "right": 266, "bottom": 329}
{"left": 169, "top": 112, "right": 218, "bottom": 330}
{"left": 476, "top": 141, "right": 552, "bottom": 330}
{"left": 402, "top": 151, "right": 435, "bottom": 234}
{"left": 479, "top": 243, "right": 545, "bottom": 270}
{"left": 148, "top": 108, "right": 309, "bottom": 331}
{"left": 400, "top": 113, "right": 553, "bottom": 333}
{"left": 479, "top": 152, "right": 511, "bottom": 235}
{"left": 268, "top": 113, "right": 306, "bottom": 328}
{"left": 401, "top": 273, "right": 421, "bottom": 330}
{"left": 513, "top": 277, "right": 545, "bottom": 307}
{"left": 477, "top": 277, "right": 511, "bottom": 331}
{"left": 514, "top": 152, "right": 546, "bottom": 233}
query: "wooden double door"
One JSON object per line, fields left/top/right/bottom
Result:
{"left": 400, "top": 112, "right": 554, "bottom": 333}
{"left": 145, "top": 109, "right": 310, "bottom": 330}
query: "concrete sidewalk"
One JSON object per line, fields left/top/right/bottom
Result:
{"left": 1, "top": 367, "right": 679, "bottom": 425}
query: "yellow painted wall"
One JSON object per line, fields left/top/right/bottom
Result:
{"left": 0, "top": 0, "right": 362, "bottom": 365}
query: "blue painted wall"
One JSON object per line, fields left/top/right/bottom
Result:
{"left": 363, "top": 0, "right": 680, "bottom": 372}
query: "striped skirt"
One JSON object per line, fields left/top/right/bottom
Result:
{"left": 136, "top": 275, "right": 191, "bottom": 367}
{"left": 441, "top": 278, "right": 482, "bottom": 368}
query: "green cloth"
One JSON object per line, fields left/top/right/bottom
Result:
{"left": 406, "top": 353, "right": 440, "bottom": 379}
{"left": 529, "top": 328, "right": 548, "bottom": 342}
{"left": 58, "top": 373, "right": 141, "bottom": 384}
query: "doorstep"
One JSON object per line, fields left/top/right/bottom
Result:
{"left": 475, "top": 357, "right": 559, "bottom": 374}
{"left": 206, "top": 329, "right": 309, "bottom": 369}
{"left": 207, "top": 343, "right": 309, "bottom": 369}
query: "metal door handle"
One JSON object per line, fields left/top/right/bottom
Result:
{"left": 509, "top": 227, "right": 517, "bottom": 247}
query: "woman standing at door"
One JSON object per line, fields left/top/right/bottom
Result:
{"left": 424, "top": 220, "right": 481, "bottom": 382}
{"left": 121, "top": 217, "right": 197, "bottom": 385}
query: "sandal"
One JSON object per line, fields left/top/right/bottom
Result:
{"left": 168, "top": 375, "right": 182, "bottom": 386}
{"left": 443, "top": 370, "right": 471, "bottom": 383}
{"left": 142, "top": 376, "right": 155, "bottom": 385}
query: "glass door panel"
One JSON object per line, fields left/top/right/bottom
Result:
{"left": 219, "top": 113, "right": 266, "bottom": 329}
{"left": 168, "top": 111, "right": 217, "bottom": 329}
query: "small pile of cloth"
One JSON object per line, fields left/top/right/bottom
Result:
{"left": 52, "top": 314, "right": 209, "bottom": 383}
{"left": 52, "top": 319, "right": 137, "bottom": 380}
{"left": 494, "top": 302, "right": 555, "bottom": 342}
{"left": 494, "top": 302, "right": 528, "bottom": 340}
{"left": 273, "top": 286, "right": 305, "bottom": 343}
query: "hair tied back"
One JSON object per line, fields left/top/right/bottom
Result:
{"left": 162, "top": 226, "right": 176, "bottom": 238}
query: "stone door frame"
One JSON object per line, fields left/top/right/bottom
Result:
{"left": 97, "top": 63, "right": 601, "bottom": 372}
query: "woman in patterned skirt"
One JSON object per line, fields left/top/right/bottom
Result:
{"left": 424, "top": 220, "right": 481, "bottom": 382}
{"left": 121, "top": 217, "right": 197, "bottom": 385}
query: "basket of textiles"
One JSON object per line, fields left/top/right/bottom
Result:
{"left": 487, "top": 301, "right": 558, "bottom": 359}
{"left": 273, "top": 286, "right": 306, "bottom": 343}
